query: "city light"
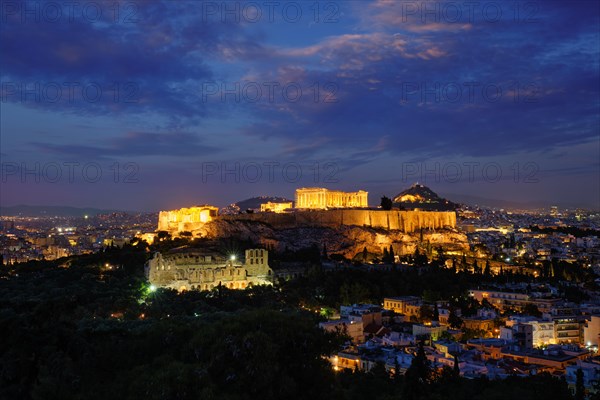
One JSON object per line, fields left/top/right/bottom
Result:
{"left": 0, "top": 1, "right": 597, "bottom": 396}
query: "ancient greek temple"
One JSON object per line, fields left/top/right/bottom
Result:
{"left": 295, "top": 188, "right": 368, "bottom": 209}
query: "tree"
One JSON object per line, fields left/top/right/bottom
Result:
{"left": 523, "top": 303, "right": 542, "bottom": 318}
{"left": 484, "top": 259, "right": 491, "bottom": 276}
{"left": 403, "top": 341, "right": 431, "bottom": 400}
{"left": 435, "top": 246, "right": 445, "bottom": 262}
{"left": 393, "top": 356, "right": 402, "bottom": 383}
{"left": 380, "top": 196, "right": 393, "bottom": 210}
{"left": 362, "top": 247, "right": 368, "bottom": 262}
{"left": 433, "top": 304, "right": 439, "bottom": 322}
{"left": 453, "top": 355, "right": 460, "bottom": 379}
{"left": 383, "top": 248, "right": 389, "bottom": 263}
{"left": 369, "top": 361, "right": 389, "bottom": 379}
{"left": 590, "top": 376, "right": 600, "bottom": 400}
{"left": 419, "top": 304, "right": 435, "bottom": 322}
{"left": 389, "top": 246, "right": 395, "bottom": 264}
{"left": 576, "top": 368, "right": 585, "bottom": 400}
{"left": 322, "top": 244, "right": 328, "bottom": 260}
{"left": 156, "top": 231, "right": 171, "bottom": 241}
{"left": 448, "top": 308, "right": 463, "bottom": 329}
{"left": 340, "top": 282, "right": 371, "bottom": 305}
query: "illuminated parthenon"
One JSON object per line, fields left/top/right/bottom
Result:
{"left": 295, "top": 188, "right": 368, "bottom": 209}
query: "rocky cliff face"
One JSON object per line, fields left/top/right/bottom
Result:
{"left": 192, "top": 218, "right": 468, "bottom": 259}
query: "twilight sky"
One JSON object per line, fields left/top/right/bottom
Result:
{"left": 1, "top": 0, "right": 599, "bottom": 211}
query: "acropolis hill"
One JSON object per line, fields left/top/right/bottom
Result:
{"left": 155, "top": 186, "right": 467, "bottom": 259}
{"left": 159, "top": 186, "right": 455, "bottom": 232}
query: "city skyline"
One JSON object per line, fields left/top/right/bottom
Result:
{"left": 3, "top": 2, "right": 600, "bottom": 398}
{"left": 1, "top": 1, "right": 599, "bottom": 211}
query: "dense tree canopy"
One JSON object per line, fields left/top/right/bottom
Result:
{"left": 0, "top": 244, "right": 577, "bottom": 399}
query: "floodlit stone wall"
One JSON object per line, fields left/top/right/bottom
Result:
{"left": 158, "top": 206, "right": 219, "bottom": 233}
{"left": 220, "top": 210, "right": 456, "bottom": 233}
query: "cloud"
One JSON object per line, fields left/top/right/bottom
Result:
{"left": 224, "top": 1, "right": 599, "bottom": 160}
{"left": 0, "top": 1, "right": 256, "bottom": 122}
{"left": 1, "top": 0, "right": 598, "bottom": 210}
{"left": 280, "top": 32, "right": 447, "bottom": 67}
{"left": 31, "top": 131, "right": 219, "bottom": 159}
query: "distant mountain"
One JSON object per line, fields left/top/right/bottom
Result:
{"left": 220, "top": 196, "right": 293, "bottom": 214}
{"left": 393, "top": 184, "right": 457, "bottom": 211}
{"left": 0, "top": 205, "right": 125, "bottom": 217}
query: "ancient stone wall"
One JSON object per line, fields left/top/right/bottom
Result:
{"left": 145, "top": 249, "right": 272, "bottom": 292}
{"left": 158, "top": 206, "right": 219, "bottom": 232}
{"left": 219, "top": 210, "right": 456, "bottom": 233}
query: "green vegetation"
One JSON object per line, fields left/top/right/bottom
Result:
{"left": 380, "top": 196, "right": 393, "bottom": 210}
{"left": 0, "top": 244, "right": 577, "bottom": 399}
{"left": 0, "top": 245, "right": 342, "bottom": 399}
